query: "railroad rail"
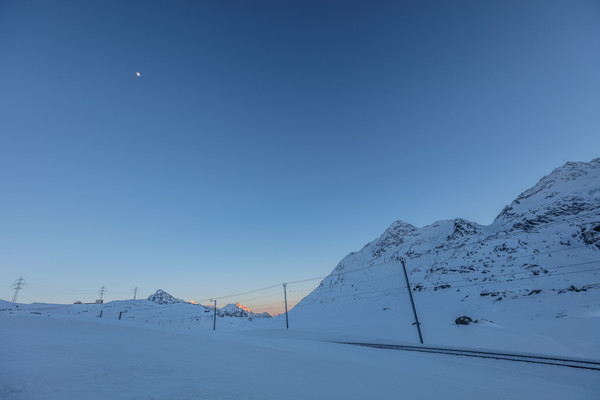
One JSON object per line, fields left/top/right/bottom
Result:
{"left": 334, "top": 342, "right": 600, "bottom": 371}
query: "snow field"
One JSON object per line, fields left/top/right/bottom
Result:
{"left": 1, "top": 313, "right": 599, "bottom": 400}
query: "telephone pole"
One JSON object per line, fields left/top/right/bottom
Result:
{"left": 11, "top": 277, "right": 26, "bottom": 303}
{"left": 133, "top": 287, "right": 138, "bottom": 300}
{"left": 283, "top": 283, "right": 289, "bottom": 329}
{"left": 400, "top": 258, "right": 423, "bottom": 344}
{"left": 210, "top": 299, "right": 217, "bottom": 331}
{"left": 98, "top": 286, "right": 107, "bottom": 301}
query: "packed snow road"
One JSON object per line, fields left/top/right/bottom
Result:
{"left": 1, "top": 315, "right": 598, "bottom": 400}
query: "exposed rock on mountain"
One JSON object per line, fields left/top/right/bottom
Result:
{"left": 148, "top": 289, "right": 185, "bottom": 305}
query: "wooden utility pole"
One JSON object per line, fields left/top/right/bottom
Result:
{"left": 211, "top": 299, "right": 217, "bottom": 331}
{"left": 401, "top": 258, "right": 423, "bottom": 344}
{"left": 283, "top": 283, "right": 289, "bottom": 329}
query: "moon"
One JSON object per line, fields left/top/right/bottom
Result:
{"left": 136, "top": 72, "right": 141, "bottom": 77}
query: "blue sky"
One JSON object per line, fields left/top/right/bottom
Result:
{"left": 1, "top": 0, "right": 599, "bottom": 307}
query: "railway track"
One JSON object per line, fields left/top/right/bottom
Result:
{"left": 334, "top": 342, "right": 600, "bottom": 371}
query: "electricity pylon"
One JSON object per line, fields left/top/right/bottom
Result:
{"left": 98, "top": 286, "right": 107, "bottom": 301}
{"left": 11, "top": 277, "right": 26, "bottom": 303}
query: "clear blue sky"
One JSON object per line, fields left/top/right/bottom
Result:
{"left": 1, "top": 0, "right": 599, "bottom": 306}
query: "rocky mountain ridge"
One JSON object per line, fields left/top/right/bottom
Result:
{"left": 295, "top": 158, "right": 600, "bottom": 311}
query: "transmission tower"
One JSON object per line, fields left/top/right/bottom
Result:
{"left": 11, "top": 277, "right": 26, "bottom": 303}
{"left": 133, "top": 286, "right": 138, "bottom": 300}
{"left": 98, "top": 286, "right": 107, "bottom": 301}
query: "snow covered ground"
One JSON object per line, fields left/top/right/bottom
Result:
{"left": 1, "top": 307, "right": 599, "bottom": 400}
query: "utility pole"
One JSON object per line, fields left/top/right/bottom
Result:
{"left": 400, "top": 258, "right": 423, "bottom": 344}
{"left": 211, "top": 299, "right": 217, "bottom": 331}
{"left": 283, "top": 283, "right": 289, "bottom": 329}
{"left": 133, "top": 287, "right": 138, "bottom": 300}
{"left": 98, "top": 286, "right": 106, "bottom": 302}
{"left": 11, "top": 277, "right": 26, "bottom": 303}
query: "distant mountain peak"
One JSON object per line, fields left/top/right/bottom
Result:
{"left": 447, "top": 218, "right": 481, "bottom": 241}
{"left": 220, "top": 302, "right": 252, "bottom": 317}
{"left": 148, "top": 289, "right": 185, "bottom": 305}
{"left": 514, "top": 158, "right": 599, "bottom": 204}
{"left": 219, "top": 302, "right": 272, "bottom": 318}
{"left": 235, "top": 302, "right": 252, "bottom": 313}
{"left": 371, "top": 220, "right": 418, "bottom": 257}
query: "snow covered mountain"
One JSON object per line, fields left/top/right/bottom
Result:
{"left": 291, "top": 159, "right": 600, "bottom": 353}
{"left": 146, "top": 292, "right": 273, "bottom": 318}
{"left": 219, "top": 302, "right": 272, "bottom": 318}
{"left": 148, "top": 289, "right": 185, "bottom": 305}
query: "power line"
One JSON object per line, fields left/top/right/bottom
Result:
{"left": 302, "top": 267, "right": 600, "bottom": 308}
{"left": 419, "top": 244, "right": 594, "bottom": 277}
{"left": 414, "top": 210, "right": 600, "bottom": 257}
{"left": 330, "top": 286, "right": 408, "bottom": 303}
{"left": 300, "top": 262, "right": 600, "bottom": 306}
{"left": 232, "top": 291, "right": 282, "bottom": 303}
{"left": 319, "top": 242, "right": 597, "bottom": 289}
{"left": 322, "top": 268, "right": 600, "bottom": 303}
{"left": 197, "top": 246, "right": 598, "bottom": 308}
{"left": 421, "top": 266, "right": 600, "bottom": 292}
{"left": 175, "top": 215, "right": 600, "bottom": 304}
{"left": 198, "top": 284, "right": 283, "bottom": 303}
{"left": 318, "top": 249, "right": 595, "bottom": 294}
{"left": 458, "top": 281, "right": 600, "bottom": 304}
{"left": 286, "top": 275, "right": 329, "bottom": 285}
{"left": 417, "top": 260, "right": 600, "bottom": 292}
{"left": 198, "top": 273, "right": 334, "bottom": 303}
{"left": 299, "top": 286, "right": 409, "bottom": 307}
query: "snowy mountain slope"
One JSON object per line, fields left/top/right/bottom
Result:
{"left": 495, "top": 159, "right": 600, "bottom": 234}
{"left": 291, "top": 159, "right": 600, "bottom": 354}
